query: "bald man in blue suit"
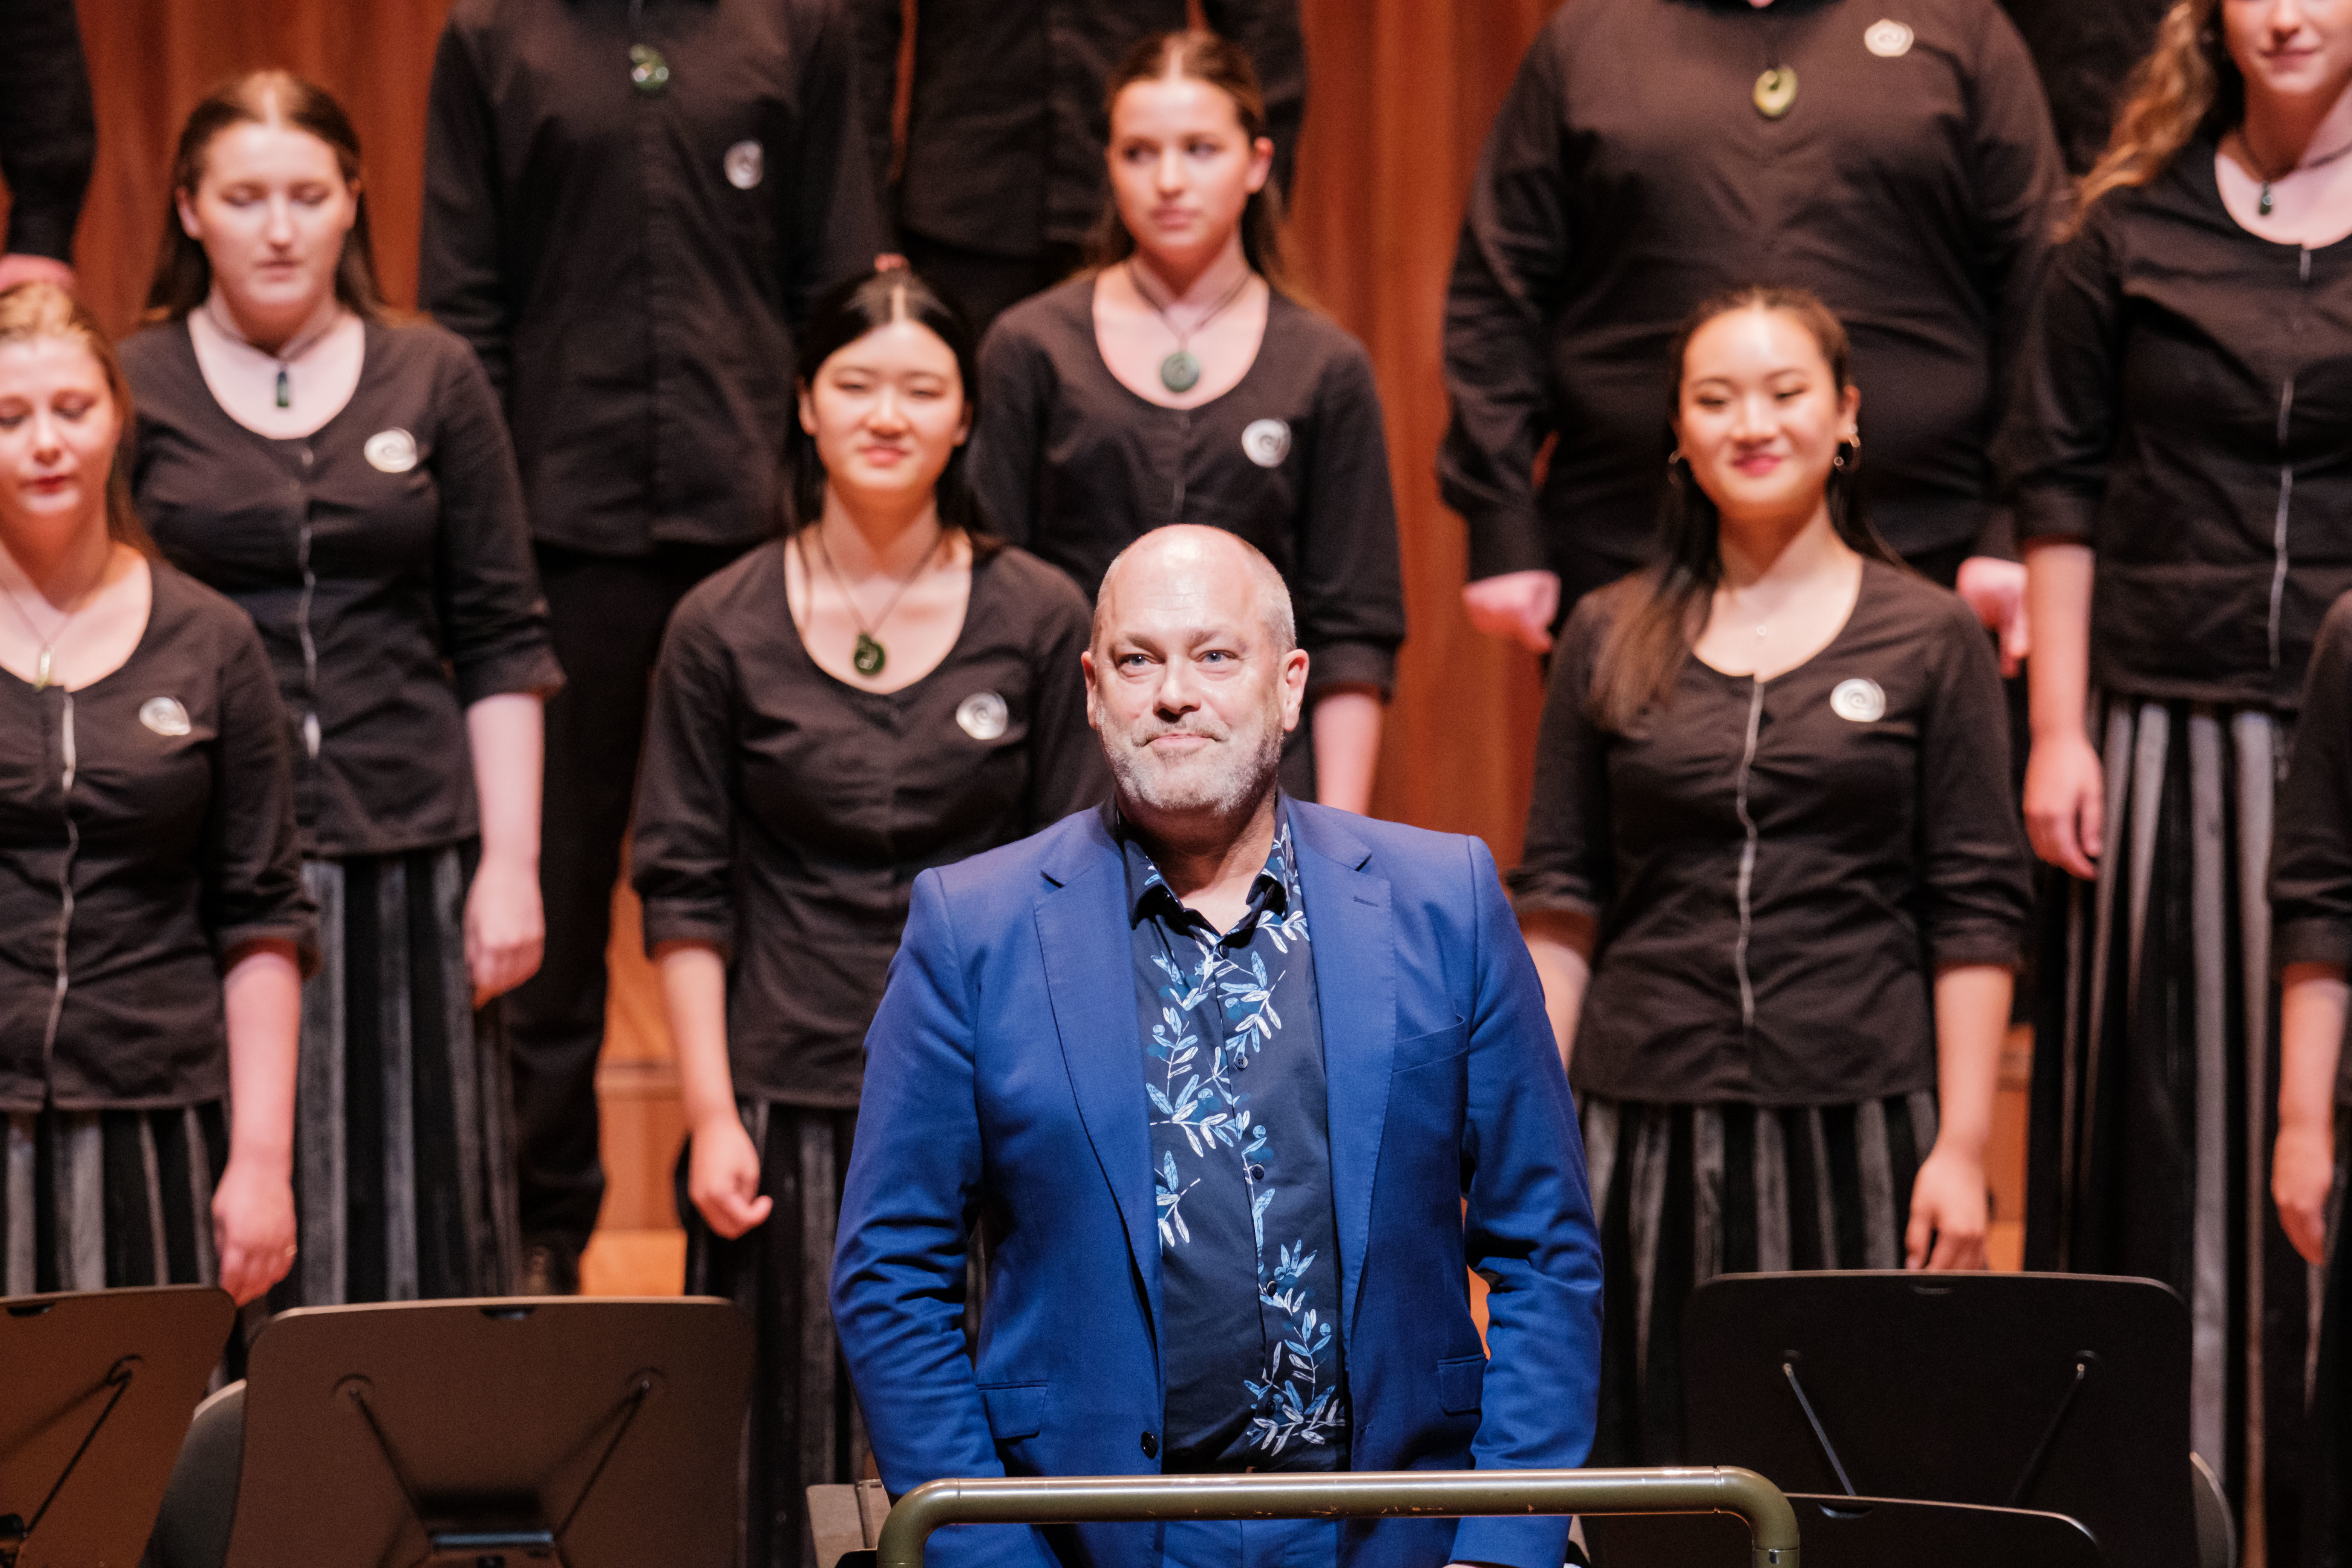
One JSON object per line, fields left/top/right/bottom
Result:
{"left": 834, "top": 526, "right": 1602, "bottom": 1568}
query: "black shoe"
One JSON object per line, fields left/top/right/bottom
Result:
{"left": 516, "top": 1239, "right": 580, "bottom": 1295}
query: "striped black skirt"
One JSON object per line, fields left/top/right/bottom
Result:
{"left": 0, "top": 1102, "right": 231, "bottom": 1295}
{"left": 2025, "top": 698, "right": 2312, "bottom": 1558}
{"left": 1582, "top": 1090, "right": 1937, "bottom": 1466}
{"left": 274, "top": 847, "right": 521, "bottom": 1309}
{"left": 679, "top": 1100, "right": 867, "bottom": 1568}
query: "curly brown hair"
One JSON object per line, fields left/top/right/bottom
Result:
{"left": 2071, "top": 0, "right": 2242, "bottom": 231}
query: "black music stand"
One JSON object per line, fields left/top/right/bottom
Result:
{"left": 0, "top": 1285, "right": 234, "bottom": 1568}
{"left": 190, "top": 1296, "right": 752, "bottom": 1568}
{"left": 1681, "top": 1272, "right": 2192, "bottom": 1568}
{"left": 1585, "top": 1493, "right": 2105, "bottom": 1566}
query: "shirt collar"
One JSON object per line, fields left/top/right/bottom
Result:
{"left": 1117, "top": 795, "right": 1300, "bottom": 937}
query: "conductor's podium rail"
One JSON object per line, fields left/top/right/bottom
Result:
{"left": 865, "top": 1468, "right": 1800, "bottom": 1568}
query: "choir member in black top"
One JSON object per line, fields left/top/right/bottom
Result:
{"left": 1512, "top": 288, "right": 2030, "bottom": 1465}
{"left": 972, "top": 30, "right": 1404, "bottom": 813}
{"left": 1441, "top": 0, "right": 2064, "bottom": 670}
{"left": 2273, "top": 593, "right": 2352, "bottom": 1567}
{"left": 0, "top": 0, "right": 93, "bottom": 293}
{"left": 0, "top": 280, "right": 311, "bottom": 1304}
{"left": 1998, "top": 1, "right": 2352, "bottom": 1536}
{"left": 632, "top": 267, "right": 1102, "bottom": 1568}
{"left": 852, "top": 0, "right": 1304, "bottom": 332}
{"left": 122, "top": 77, "right": 562, "bottom": 1310}
{"left": 421, "top": 0, "right": 886, "bottom": 1291}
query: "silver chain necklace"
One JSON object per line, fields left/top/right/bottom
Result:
{"left": 0, "top": 570, "right": 101, "bottom": 691}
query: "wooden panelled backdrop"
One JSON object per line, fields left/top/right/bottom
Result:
{"left": 9, "top": 0, "right": 2034, "bottom": 1282}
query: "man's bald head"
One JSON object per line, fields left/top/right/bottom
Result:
{"left": 1092, "top": 526, "right": 1295, "bottom": 658}
{"left": 1082, "top": 525, "right": 1308, "bottom": 834}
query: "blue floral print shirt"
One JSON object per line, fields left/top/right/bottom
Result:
{"left": 1122, "top": 799, "right": 1350, "bottom": 1472}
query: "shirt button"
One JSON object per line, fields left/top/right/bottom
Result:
{"left": 1140, "top": 1431, "right": 1159, "bottom": 1459}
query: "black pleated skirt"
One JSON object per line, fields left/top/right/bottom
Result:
{"left": 0, "top": 1102, "right": 230, "bottom": 1294}
{"left": 679, "top": 1100, "right": 866, "bottom": 1568}
{"left": 273, "top": 847, "right": 521, "bottom": 1309}
{"left": 2026, "top": 698, "right": 2312, "bottom": 1560}
{"left": 1582, "top": 1090, "right": 1937, "bottom": 1466}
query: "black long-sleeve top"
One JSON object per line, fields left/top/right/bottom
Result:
{"left": 971, "top": 278, "right": 1405, "bottom": 696}
{"left": 122, "top": 319, "right": 564, "bottom": 859}
{"left": 1995, "top": 144, "right": 2352, "bottom": 710}
{"left": 0, "top": 0, "right": 93, "bottom": 262}
{"left": 2274, "top": 593, "right": 2352, "bottom": 1106}
{"left": 1441, "top": 0, "right": 2064, "bottom": 596}
{"left": 631, "top": 539, "right": 1106, "bottom": 1107}
{"left": 0, "top": 565, "right": 316, "bottom": 1112}
{"left": 1510, "top": 560, "right": 2032, "bottom": 1105}
{"left": 851, "top": 0, "right": 1304, "bottom": 259}
{"left": 420, "top": 0, "right": 885, "bottom": 557}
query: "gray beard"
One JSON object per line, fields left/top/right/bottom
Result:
{"left": 1104, "top": 717, "right": 1285, "bottom": 824}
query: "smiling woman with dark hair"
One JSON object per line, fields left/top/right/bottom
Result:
{"left": 631, "top": 264, "right": 1104, "bottom": 1568}
{"left": 1513, "top": 287, "right": 2031, "bottom": 1467}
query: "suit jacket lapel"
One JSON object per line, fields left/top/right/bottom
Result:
{"left": 1293, "top": 805, "right": 1394, "bottom": 1343}
{"left": 1035, "top": 818, "right": 1162, "bottom": 1355}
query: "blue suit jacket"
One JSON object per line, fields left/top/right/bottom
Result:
{"left": 833, "top": 802, "right": 1603, "bottom": 1568}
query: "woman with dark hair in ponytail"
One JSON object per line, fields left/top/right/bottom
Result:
{"left": 969, "top": 29, "right": 1403, "bottom": 815}
{"left": 1510, "top": 287, "right": 2031, "bottom": 1464}
{"left": 119, "top": 72, "right": 560, "bottom": 1311}
{"left": 631, "top": 265, "right": 1102, "bottom": 1568}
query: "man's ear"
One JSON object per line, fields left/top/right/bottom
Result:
{"left": 1279, "top": 646, "right": 1309, "bottom": 732}
{"left": 1081, "top": 649, "right": 1104, "bottom": 734}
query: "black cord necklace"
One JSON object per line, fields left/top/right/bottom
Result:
{"left": 1128, "top": 261, "right": 1256, "bottom": 394}
{"left": 807, "top": 523, "right": 945, "bottom": 678}
{"left": 2238, "top": 126, "right": 2352, "bottom": 216}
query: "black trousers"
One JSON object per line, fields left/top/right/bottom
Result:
{"left": 899, "top": 231, "right": 1084, "bottom": 338}
{"left": 507, "top": 541, "right": 746, "bottom": 1254}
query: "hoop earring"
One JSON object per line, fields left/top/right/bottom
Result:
{"left": 1665, "top": 450, "right": 1688, "bottom": 480}
{"left": 1833, "top": 437, "right": 1859, "bottom": 471}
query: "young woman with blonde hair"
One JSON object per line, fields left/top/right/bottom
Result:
{"left": 0, "top": 280, "right": 312, "bottom": 1307}
{"left": 1999, "top": 0, "right": 2352, "bottom": 1545}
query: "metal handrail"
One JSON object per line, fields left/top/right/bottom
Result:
{"left": 877, "top": 1467, "right": 1799, "bottom": 1568}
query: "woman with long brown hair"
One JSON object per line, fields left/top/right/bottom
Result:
{"left": 1514, "top": 286, "right": 2029, "bottom": 1465}
{"left": 1998, "top": 0, "right": 2352, "bottom": 1543}
{"left": 120, "top": 72, "right": 560, "bottom": 1309}
{"left": 0, "top": 280, "right": 311, "bottom": 1305}
{"left": 968, "top": 29, "right": 1403, "bottom": 815}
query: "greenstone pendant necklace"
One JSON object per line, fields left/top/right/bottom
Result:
{"left": 809, "top": 524, "right": 943, "bottom": 678}
{"left": 628, "top": 0, "right": 669, "bottom": 95}
{"left": 2242, "top": 129, "right": 2352, "bottom": 216}
{"left": 1129, "top": 261, "right": 1256, "bottom": 394}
